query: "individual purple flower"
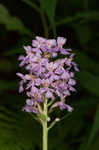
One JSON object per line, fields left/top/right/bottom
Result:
{"left": 16, "top": 72, "right": 24, "bottom": 79}
{"left": 69, "top": 86, "right": 76, "bottom": 92}
{"left": 68, "top": 78, "right": 76, "bottom": 85}
{"left": 72, "top": 62, "right": 79, "bottom": 72}
{"left": 24, "top": 46, "right": 32, "bottom": 53}
{"left": 57, "top": 37, "right": 66, "bottom": 48}
{"left": 23, "top": 103, "right": 37, "bottom": 114}
{"left": 19, "top": 56, "right": 29, "bottom": 67}
{"left": 60, "top": 48, "right": 70, "bottom": 55}
{"left": 19, "top": 81, "right": 24, "bottom": 93}
{"left": 18, "top": 55, "right": 25, "bottom": 61}
{"left": 46, "top": 90, "right": 54, "bottom": 99}
{"left": 58, "top": 101, "right": 73, "bottom": 112}
{"left": 32, "top": 36, "right": 46, "bottom": 48}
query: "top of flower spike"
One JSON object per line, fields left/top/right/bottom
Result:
{"left": 32, "top": 36, "right": 66, "bottom": 47}
{"left": 17, "top": 36, "right": 79, "bottom": 115}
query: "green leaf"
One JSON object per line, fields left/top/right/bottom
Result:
{"left": 0, "top": 105, "right": 41, "bottom": 150}
{"left": 76, "top": 11, "right": 99, "bottom": 21}
{"left": 56, "top": 11, "right": 99, "bottom": 26}
{"left": 0, "top": 4, "right": 32, "bottom": 35}
{"left": 86, "top": 108, "right": 99, "bottom": 150}
{"left": 79, "top": 108, "right": 99, "bottom": 150}
{"left": 40, "top": 0, "right": 57, "bottom": 19}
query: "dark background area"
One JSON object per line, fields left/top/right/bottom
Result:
{"left": 0, "top": 0, "right": 99, "bottom": 150}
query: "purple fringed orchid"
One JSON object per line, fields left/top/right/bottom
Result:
{"left": 17, "top": 36, "right": 79, "bottom": 118}
{"left": 17, "top": 36, "right": 79, "bottom": 150}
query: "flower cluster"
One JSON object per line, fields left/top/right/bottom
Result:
{"left": 17, "top": 36, "right": 79, "bottom": 115}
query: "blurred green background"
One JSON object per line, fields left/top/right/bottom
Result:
{"left": 0, "top": 0, "right": 99, "bottom": 150}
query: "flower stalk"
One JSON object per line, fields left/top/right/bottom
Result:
{"left": 43, "top": 100, "right": 48, "bottom": 150}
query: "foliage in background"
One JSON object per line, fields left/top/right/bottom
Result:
{"left": 0, "top": 0, "right": 99, "bottom": 150}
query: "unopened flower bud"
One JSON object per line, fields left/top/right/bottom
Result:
{"left": 55, "top": 118, "right": 60, "bottom": 122}
{"left": 47, "top": 117, "right": 51, "bottom": 122}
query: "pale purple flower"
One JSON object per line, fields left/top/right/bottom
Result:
{"left": 57, "top": 37, "right": 66, "bottom": 48}
{"left": 16, "top": 72, "right": 24, "bottom": 79}
{"left": 69, "top": 86, "right": 76, "bottom": 92}
{"left": 26, "top": 99, "right": 33, "bottom": 105}
{"left": 70, "top": 72, "right": 74, "bottom": 78}
{"left": 32, "top": 36, "right": 46, "bottom": 48}
{"left": 46, "top": 39, "right": 56, "bottom": 49}
{"left": 19, "top": 84, "right": 24, "bottom": 93}
{"left": 46, "top": 90, "right": 54, "bottom": 99}
{"left": 19, "top": 80, "right": 24, "bottom": 93}
{"left": 19, "top": 56, "right": 29, "bottom": 67}
{"left": 60, "top": 48, "right": 70, "bottom": 55}
{"left": 68, "top": 79, "right": 76, "bottom": 85}
{"left": 72, "top": 62, "right": 79, "bottom": 72}
{"left": 24, "top": 46, "right": 32, "bottom": 53}
{"left": 18, "top": 55, "right": 25, "bottom": 60}
{"left": 58, "top": 101, "right": 73, "bottom": 112}
{"left": 23, "top": 105, "right": 37, "bottom": 114}
{"left": 61, "top": 71, "right": 70, "bottom": 79}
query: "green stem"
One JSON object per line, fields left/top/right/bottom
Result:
{"left": 39, "top": 0, "right": 49, "bottom": 38}
{"left": 47, "top": 100, "right": 55, "bottom": 107}
{"left": 23, "top": 0, "right": 49, "bottom": 38}
{"left": 43, "top": 100, "right": 48, "bottom": 150}
{"left": 48, "top": 120, "right": 56, "bottom": 131}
